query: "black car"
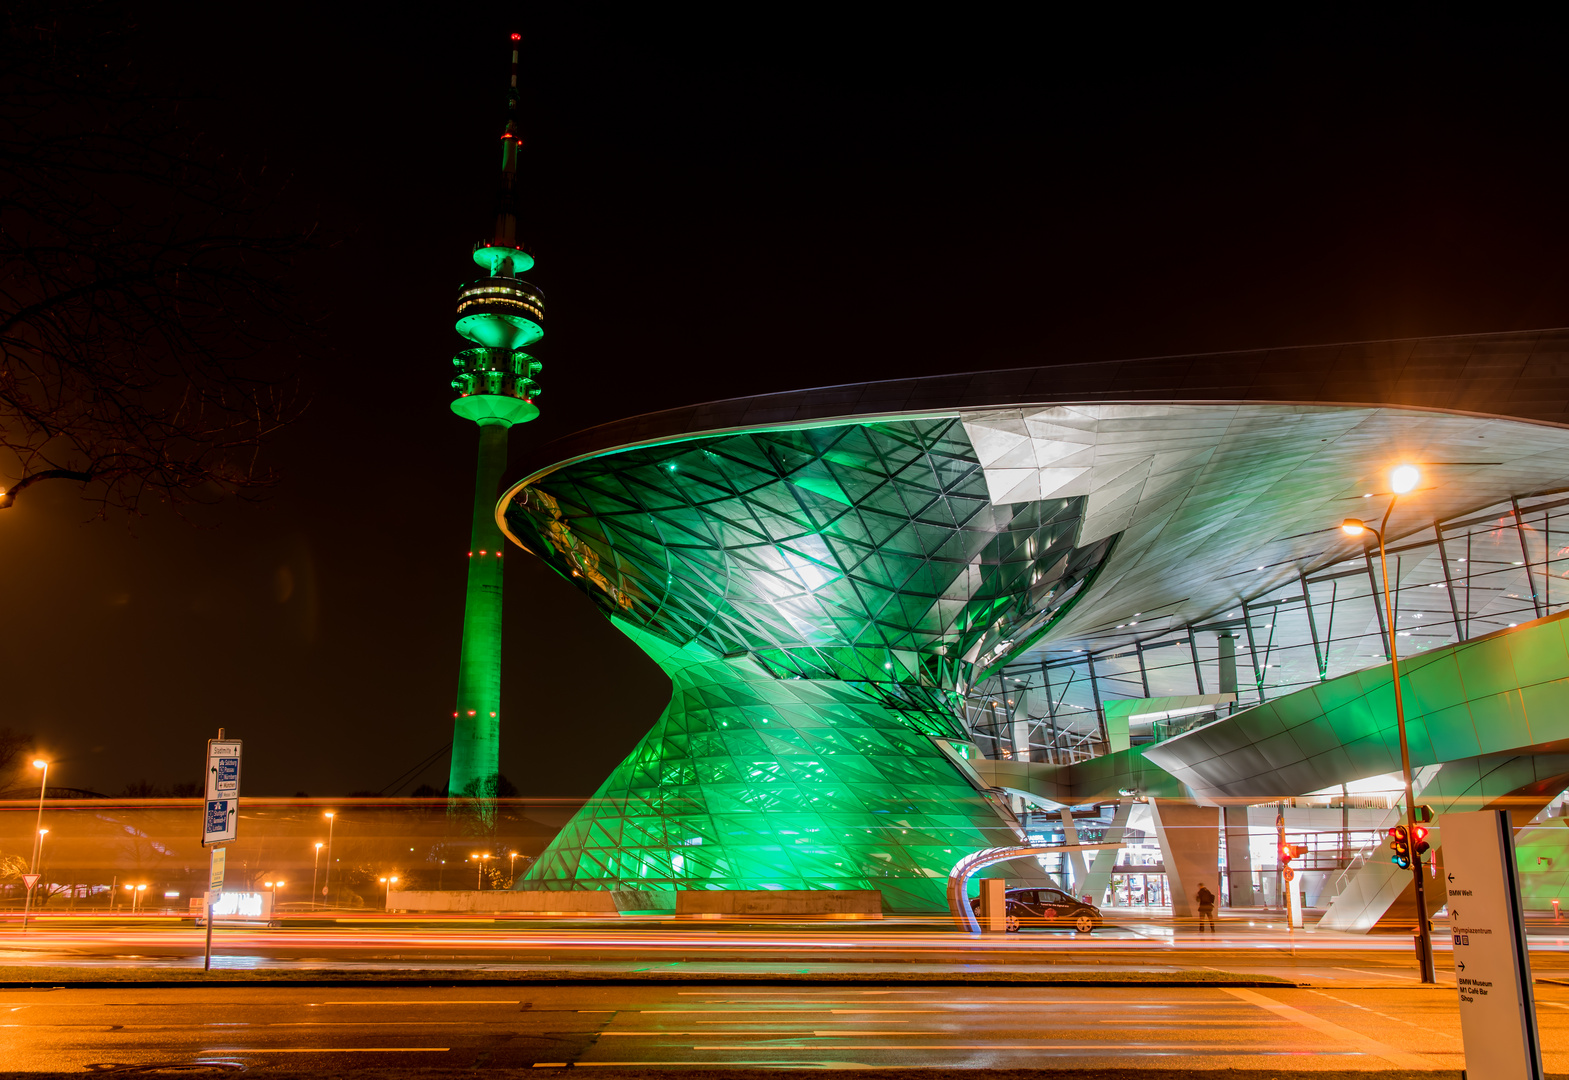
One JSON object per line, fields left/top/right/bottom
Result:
{"left": 970, "top": 886, "right": 1103, "bottom": 933}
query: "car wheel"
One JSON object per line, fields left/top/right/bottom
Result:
{"left": 1074, "top": 915, "right": 1095, "bottom": 933}
{"left": 1005, "top": 914, "right": 1020, "bottom": 933}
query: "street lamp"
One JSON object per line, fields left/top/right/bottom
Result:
{"left": 379, "top": 875, "right": 399, "bottom": 909}
{"left": 312, "top": 842, "right": 324, "bottom": 911}
{"left": 22, "top": 759, "right": 49, "bottom": 932}
{"left": 509, "top": 851, "right": 519, "bottom": 883}
{"left": 323, "top": 812, "right": 336, "bottom": 908}
{"left": 264, "top": 879, "right": 285, "bottom": 910}
{"left": 473, "top": 853, "right": 491, "bottom": 889}
{"left": 1340, "top": 462, "right": 1435, "bottom": 984}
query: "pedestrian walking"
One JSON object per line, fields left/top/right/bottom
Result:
{"left": 1196, "top": 882, "right": 1217, "bottom": 932}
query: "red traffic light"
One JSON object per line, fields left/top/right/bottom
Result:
{"left": 1389, "top": 824, "right": 1411, "bottom": 869}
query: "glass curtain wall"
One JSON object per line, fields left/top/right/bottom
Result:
{"left": 969, "top": 491, "right": 1569, "bottom": 761}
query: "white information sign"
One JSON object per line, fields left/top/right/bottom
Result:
{"left": 206, "top": 740, "right": 242, "bottom": 799}
{"left": 1441, "top": 809, "right": 1543, "bottom": 1080}
{"left": 209, "top": 847, "right": 226, "bottom": 893}
{"left": 201, "top": 738, "right": 241, "bottom": 846}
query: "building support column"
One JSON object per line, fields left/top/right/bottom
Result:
{"left": 1217, "top": 632, "right": 1238, "bottom": 713}
{"left": 1059, "top": 807, "right": 1090, "bottom": 891}
{"left": 1080, "top": 800, "right": 1133, "bottom": 905}
{"left": 1150, "top": 799, "right": 1221, "bottom": 923}
{"left": 1223, "top": 804, "right": 1256, "bottom": 906}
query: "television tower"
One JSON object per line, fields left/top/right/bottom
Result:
{"left": 446, "top": 32, "right": 543, "bottom": 802}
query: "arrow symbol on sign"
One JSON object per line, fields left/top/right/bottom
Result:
{"left": 1447, "top": 872, "right": 1455, "bottom": 883}
{"left": 1457, "top": 960, "right": 1466, "bottom": 972}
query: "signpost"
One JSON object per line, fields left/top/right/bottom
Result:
{"left": 1441, "top": 809, "right": 1543, "bottom": 1080}
{"left": 201, "top": 730, "right": 240, "bottom": 973}
{"left": 202, "top": 738, "right": 241, "bottom": 845}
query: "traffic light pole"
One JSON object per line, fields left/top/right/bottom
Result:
{"left": 1373, "top": 499, "right": 1437, "bottom": 984}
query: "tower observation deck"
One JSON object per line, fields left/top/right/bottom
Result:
{"left": 447, "top": 32, "right": 543, "bottom": 804}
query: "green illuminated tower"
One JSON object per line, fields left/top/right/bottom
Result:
{"left": 447, "top": 32, "right": 544, "bottom": 803}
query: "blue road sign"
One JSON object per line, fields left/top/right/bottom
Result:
{"left": 203, "top": 799, "right": 236, "bottom": 845}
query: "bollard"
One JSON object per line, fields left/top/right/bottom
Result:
{"left": 979, "top": 879, "right": 1007, "bottom": 933}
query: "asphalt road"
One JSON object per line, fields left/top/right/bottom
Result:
{"left": 7, "top": 916, "right": 1569, "bottom": 986}
{"left": 0, "top": 980, "right": 1549, "bottom": 1075}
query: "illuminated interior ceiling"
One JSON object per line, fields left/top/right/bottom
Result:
{"left": 496, "top": 328, "right": 1569, "bottom": 898}
{"left": 964, "top": 403, "right": 1569, "bottom": 647}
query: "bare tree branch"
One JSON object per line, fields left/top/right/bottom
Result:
{"left": 0, "top": 2, "right": 318, "bottom": 515}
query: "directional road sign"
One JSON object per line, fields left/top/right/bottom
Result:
{"left": 206, "top": 740, "right": 241, "bottom": 800}
{"left": 201, "top": 738, "right": 241, "bottom": 846}
{"left": 203, "top": 799, "right": 237, "bottom": 845}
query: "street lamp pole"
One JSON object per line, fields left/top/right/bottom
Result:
{"left": 323, "top": 812, "right": 336, "bottom": 908}
{"left": 312, "top": 843, "right": 323, "bottom": 912}
{"left": 22, "top": 759, "right": 49, "bottom": 932}
{"left": 1341, "top": 463, "right": 1436, "bottom": 984}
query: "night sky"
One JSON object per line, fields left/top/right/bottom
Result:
{"left": 11, "top": 7, "right": 1569, "bottom": 797}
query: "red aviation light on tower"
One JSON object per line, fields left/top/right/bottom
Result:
{"left": 511, "top": 32, "right": 521, "bottom": 41}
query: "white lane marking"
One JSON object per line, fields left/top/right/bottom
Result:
{"left": 689, "top": 1044, "right": 1361, "bottom": 1052}
{"left": 630, "top": 1004, "right": 935, "bottom": 1010}
{"left": 1098, "top": 1023, "right": 1280, "bottom": 1029}
{"left": 219, "top": 1047, "right": 451, "bottom": 1053}
{"left": 1223, "top": 988, "right": 1441, "bottom": 1070}
{"left": 317, "top": 1000, "right": 518, "bottom": 1005}
{"left": 693, "top": 1020, "right": 909, "bottom": 1024}
{"left": 1341, "top": 968, "right": 1457, "bottom": 984}
{"left": 659, "top": 999, "right": 1197, "bottom": 1006}
{"left": 595, "top": 1031, "right": 943, "bottom": 1037}
{"left": 1308, "top": 988, "right": 1446, "bottom": 1033}
{"left": 678, "top": 991, "right": 941, "bottom": 996}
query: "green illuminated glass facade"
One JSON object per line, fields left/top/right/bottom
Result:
{"left": 505, "top": 417, "right": 1112, "bottom": 909}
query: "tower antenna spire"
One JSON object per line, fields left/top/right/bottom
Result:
{"left": 474, "top": 31, "right": 533, "bottom": 278}
{"left": 494, "top": 32, "right": 522, "bottom": 250}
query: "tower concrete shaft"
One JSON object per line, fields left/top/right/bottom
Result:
{"left": 449, "top": 421, "right": 509, "bottom": 798}
{"left": 446, "top": 32, "right": 545, "bottom": 803}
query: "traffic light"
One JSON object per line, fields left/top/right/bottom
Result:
{"left": 1412, "top": 824, "right": 1431, "bottom": 858}
{"left": 1415, "top": 804, "right": 1435, "bottom": 823}
{"left": 1280, "top": 842, "right": 1307, "bottom": 868}
{"left": 1389, "top": 824, "right": 1411, "bottom": 869}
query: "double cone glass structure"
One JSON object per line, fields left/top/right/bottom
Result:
{"left": 504, "top": 418, "right": 1111, "bottom": 909}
